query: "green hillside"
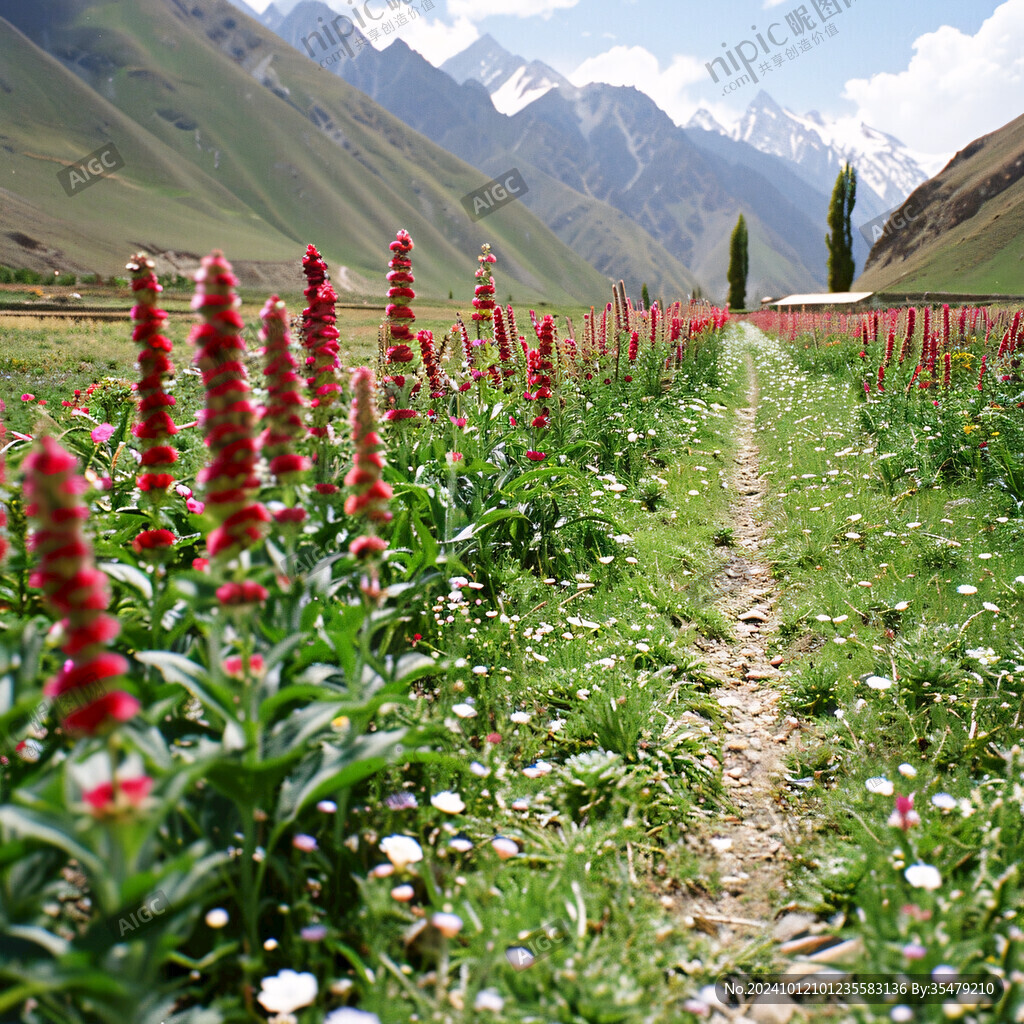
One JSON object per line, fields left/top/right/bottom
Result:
{"left": 856, "top": 111, "right": 1024, "bottom": 295}
{"left": 0, "top": 0, "right": 613, "bottom": 301}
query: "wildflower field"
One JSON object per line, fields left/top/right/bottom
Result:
{"left": 1, "top": 239, "right": 1023, "bottom": 1024}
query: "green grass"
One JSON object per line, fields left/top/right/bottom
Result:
{"left": 749, "top": 321, "right": 1024, "bottom": 1023}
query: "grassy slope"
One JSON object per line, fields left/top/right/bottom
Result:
{"left": 0, "top": 0, "right": 613, "bottom": 303}
{"left": 855, "top": 112, "right": 1024, "bottom": 295}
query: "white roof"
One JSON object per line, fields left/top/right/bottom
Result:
{"left": 770, "top": 292, "right": 873, "bottom": 306}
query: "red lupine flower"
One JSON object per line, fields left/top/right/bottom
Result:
{"left": 261, "top": 295, "right": 311, "bottom": 485}
{"left": 418, "top": 329, "right": 448, "bottom": 398}
{"left": 350, "top": 534, "right": 388, "bottom": 557}
{"left": 24, "top": 436, "right": 138, "bottom": 736}
{"left": 127, "top": 253, "right": 179, "bottom": 497}
{"left": 470, "top": 243, "right": 497, "bottom": 336}
{"left": 451, "top": 314, "right": 473, "bottom": 371}
{"left": 386, "top": 344, "right": 415, "bottom": 363}
{"left": 899, "top": 307, "right": 916, "bottom": 363}
{"left": 132, "top": 528, "right": 176, "bottom": 556}
{"left": 627, "top": 330, "right": 639, "bottom": 363}
{"left": 526, "top": 314, "right": 556, "bottom": 403}
{"left": 493, "top": 305, "right": 517, "bottom": 382}
{"left": 216, "top": 581, "right": 269, "bottom": 606}
{"left": 274, "top": 507, "right": 308, "bottom": 526}
{"left": 190, "top": 251, "right": 269, "bottom": 559}
{"left": 526, "top": 450, "right": 546, "bottom": 461}
{"left": 386, "top": 230, "right": 416, "bottom": 343}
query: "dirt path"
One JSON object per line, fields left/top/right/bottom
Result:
{"left": 672, "top": 348, "right": 850, "bottom": 1023}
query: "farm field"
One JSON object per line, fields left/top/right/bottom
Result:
{"left": 1, "top": 241, "right": 1023, "bottom": 1024}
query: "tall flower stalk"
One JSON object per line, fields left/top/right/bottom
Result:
{"left": 418, "top": 329, "right": 447, "bottom": 399}
{"left": 386, "top": 230, "right": 416, "bottom": 344}
{"left": 190, "top": 250, "right": 269, "bottom": 560}
{"left": 470, "top": 243, "right": 497, "bottom": 339}
{"left": 127, "top": 253, "right": 178, "bottom": 500}
{"left": 300, "top": 245, "right": 343, "bottom": 446}
{"left": 344, "top": 367, "right": 393, "bottom": 604}
{"left": 260, "top": 295, "right": 311, "bottom": 488}
{"left": 25, "top": 436, "right": 138, "bottom": 736}
{"left": 0, "top": 415, "right": 7, "bottom": 566}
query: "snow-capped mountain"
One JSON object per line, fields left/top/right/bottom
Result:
{"left": 727, "top": 91, "right": 940, "bottom": 222}
{"left": 441, "top": 34, "right": 570, "bottom": 116}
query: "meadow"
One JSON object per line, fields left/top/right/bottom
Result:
{"left": 1, "top": 239, "right": 1023, "bottom": 1024}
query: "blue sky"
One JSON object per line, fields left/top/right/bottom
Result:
{"left": 250, "top": 0, "right": 1024, "bottom": 159}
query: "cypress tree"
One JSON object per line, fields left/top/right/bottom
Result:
{"left": 727, "top": 214, "right": 748, "bottom": 310}
{"left": 826, "top": 163, "right": 857, "bottom": 291}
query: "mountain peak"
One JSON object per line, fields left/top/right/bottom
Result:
{"left": 686, "top": 108, "right": 728, "bottom": 135}
{"left": 441, "top": 34, "right": 522, "bottom": 88}
{"left": 750, "top": 90, "right": 784, "bottom": 112}
{"left": 441, "top": 34, "right": 569, "bottom": 116}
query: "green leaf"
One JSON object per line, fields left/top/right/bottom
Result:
{"left": 276, "top": 728, "right": 405, "bottom": 823}
{"left": 98, "top": 560, "right": 153, "bottom": 602}
{"left": 0, "top": 805, "right": 106, "bottom": 880}
{"left": 134, "top": 651, "right": 235, "bottom": 723}
{"left": 4, "top": 923, "right": 70, "bottom": 957}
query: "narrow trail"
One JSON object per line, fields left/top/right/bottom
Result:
{"left": 672, "top": 344, "right": 852, "bottom": 1023}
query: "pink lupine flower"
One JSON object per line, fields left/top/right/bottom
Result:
{"left": 127, "top": 253, "right": 179, "bottom": 496}
{"left": 261, "top": 295, "right": 311, "bottom": 484}
{"left": 386, "top": 230, "right": 416, "bottom": 343}
{"left": 888, "top": 794, "right": 920, "bottom": 830}
{"left": 344, "top": 368, "right": 393, "bottom": 527}
{"left": 91, "top": 423, "right": 115, "bottom": 444}
{"left": 83, "top": 775, "right": 154, "bottom": 819}
{"left": 24, "top": 436, "right": 139, "bottom": 735}
{"left": 223, "top": 653, "right": 265, "bottom": 678}
{"left": 190, "top": 251, "right": 270, "bottom": 559}
{"left": 344, "top": 367, "right": 392, "bottom": 605}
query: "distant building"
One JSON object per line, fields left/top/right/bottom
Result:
{"left": 763, "top": 292, "right": 874, "bottom": 310}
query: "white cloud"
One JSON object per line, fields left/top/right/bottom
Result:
{"left": 446, "top": 0, "right": 580, "bottom": 20}
{"left": 390, "top": 14, "right": 479, "bottom": 66}
{"left": 568, "top": 45, "right": 728, "bottom": 128}
{"left": 843, "top": 0, "right": 1024, "bottom": 155}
